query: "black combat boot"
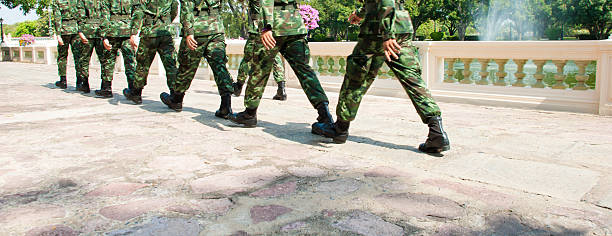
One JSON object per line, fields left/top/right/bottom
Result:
{"left": 418, "top": 116, "right": 450, "bottom": 153}
{"left": 229, "top": 108, "right": 257, "bottom": 127}
{"left": 75, "top": 76, "right": 83, "bottom": 90}
{"left": 311, "top": 101, "right": 334, "bottom": 135}
{"left": 123, "top": 87, "right": 142, "bottom": 104}
{"left": 55, "top": 76, "right": 67, "bottom": 89}
{"left": 272, "top": 81, "right": 287, "bottom": 100}
{"left": 232, "top": 82, "right": 243, "bottom": 97}
{"left": 77, "top": 77, "right": 90, "bottom": 93}
{"left": 313, "top": 119, "right": 350, "bottom": 144}
{"left": 215, "top": 93, "right": 232, "bottom": 119}
{"left": 160, "top": 90, "right": 184, "bottom": 112}
{"left": 95, "top": 80, "right": 113, "bottom": 98}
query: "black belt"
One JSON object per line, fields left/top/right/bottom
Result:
{"left": 110, "top": 15, "right": 130, "bottom": 21}
{"left": 274, "top": 2, "right": 297, "bottom": 10}
{"left": 143, "top": 16, "right": 170, "bottom": 25}
{"left": 194, "top": 7, "right": 220, "bottom": 16}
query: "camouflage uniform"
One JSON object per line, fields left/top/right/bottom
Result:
{"left": 130, "top": 0, "right": 179, "bottom": 90}
{"left": 337, "top": 0, "right": 441, "bottom": 123}
{"left": 244, "top": 0, "right": 328, "bottom": 109}
{"left": 52, "top": 0, "right": 82, "bottom": 80}
{"left": 236, "top": 34, "right": 285, "bottom": 85}
{"left": 174, "top": 0, "right": 233, "bottom": 95}
{"left": 76, "top": 0, "right": 107, "bottom": 84}
{"left": 99, "top": 0, "right": 136, "bottom": 84}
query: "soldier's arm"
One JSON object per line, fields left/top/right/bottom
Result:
{"left": 130, "top": 0, "right": 144, "bottom": 35}
{"left": 180, "top": 0, "right": 195, "bottom": 36}
{"left": 260, "top": 0, "right": 274, "bottom": 31}
{"left": 170, "top": 0, "right": 179, "bottom": 23}
{"left": 99, "top": 0, "right": 111, "bottom": 39}
{"left": 75, "top": 0, "right": 86, "bottom": 34}
{"left": 51, "top": 0, "right": 62, "bottom": 35}
{"left": 380, "top": 0, "right": 397, "bottom": 41}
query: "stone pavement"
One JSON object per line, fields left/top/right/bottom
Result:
{"left": 0, "top": 62, "right": 611, "bottom": 235}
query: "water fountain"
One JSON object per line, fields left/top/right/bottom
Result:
{"left": 479, "top": 0, "right": 535, "bottom": 41}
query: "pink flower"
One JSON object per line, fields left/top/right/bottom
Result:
{"left": 298, "top": 4, "right": 320, "bottom": 30}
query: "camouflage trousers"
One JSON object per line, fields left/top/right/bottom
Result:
{"left": 176, "top": 34, "right": 234, "bottom": 95}
{"left": 245, "top": 34, "right": 328, "bottom": 109}
{"left": 237, "top": 33, "right": 285, "bottom": 85}
{"left": 101, "top": 37, "right": 136, "bottom": 85}
{"left": 57, "top": 34, "right": 82, "bottom": 77}
{"left": 78, "top": 38, "right": 105, "bottom": 80}
{"left": 337, "top": 34, "right": 441, "bottom": 123}
{"left": 133, "top": 36, "right": 178, "bottom": 90}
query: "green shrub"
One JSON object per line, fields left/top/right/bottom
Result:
{"left": 430, "top": 32, "right": 444, "bottom": 41}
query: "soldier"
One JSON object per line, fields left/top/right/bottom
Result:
{"left": 52, "top": 0, "right": 82, "bottom": 89}
{"left": 75, "top": 0, "right": 108, "bottom": 93}
{"left": 96, "top": 0, "right": 137, "bottom": 98}
{"left": 123, "top": 0, "right": 179, "bottom": 104}
{"left": 312, "top": 0, "right": 450, "bottom": 154}
{"left": 160, "top": 0, "right": 234, "bottom": 116}
{"left": 229, "top": 0, "right": 333, "bottom": 128}
{"left": 234, "top": 52, "right": 287, "bottom": 101}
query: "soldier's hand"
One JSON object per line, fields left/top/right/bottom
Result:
{"left": 79, "top": 32, "right": 89, "bottom": 45}
{"left": 348, "top": 11, "right": 362, "bottom": 25}
{"left": 383, "top": 39, "right": 401, "bottom": 62}
{"left": 186, "top": 35, "right": 198, "bottom": 50}
{"left": 130, "top": 35, "right": 139, "bottom": 51}
{"left": 103, "top": 39, "right": 112, "bottom": 50}
{"left": 56, "top": 35, "right": 64, "bottom": 46}
{"left": 261, "top": 30, "right": 276, "bottom": 50}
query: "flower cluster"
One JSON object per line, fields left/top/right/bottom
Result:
{"left": 19, "top": 34, "right": 36, "bottom": 46}
{"left": 298, "top": 4, "right": 320, "bottom": 30}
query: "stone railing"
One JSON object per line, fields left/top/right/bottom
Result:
{"left": 2, "top": 39, "right": 611, "bottom": 115}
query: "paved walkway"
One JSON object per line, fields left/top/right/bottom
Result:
{"left": 1, "top": 62, "right": 611, "bottom": 235}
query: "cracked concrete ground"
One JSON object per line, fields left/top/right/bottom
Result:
{"left": 0, "top": 62, "right": 611, "bottom": 235}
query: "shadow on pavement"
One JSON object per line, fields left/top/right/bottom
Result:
{"left": 447, "top": 212, "right": 587, "bottom": 235}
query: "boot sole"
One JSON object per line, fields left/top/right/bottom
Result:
{"left": 419, "top": 144, "right": 451, "bottom": 154}
{"left": 229, "top": 118, "right": 257, "bottom": 128}
{"left": 95, "top": 91, "right": 113, "bottom": 98}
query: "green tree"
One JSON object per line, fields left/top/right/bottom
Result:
{"left": 304, "top": 0, "right": 360, "bottom": 41}
{"left": 404, "top": 0, "right": 445, "bottom": 40}
{"left": 442, "top": 0, "right": 488, "bottom": 40}
{"left": 14, "top": 20, "right": 37, "bottom": 36}
{"left": 566, "top": 0, "right": 611, "bottom": 39}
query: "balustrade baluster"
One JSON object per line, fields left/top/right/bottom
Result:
{"left": 532, "top": 60, "right": 546, "bottom": 88}
{"left": 573, "top": 61, "right": 590, "bottom": 90}
{"left": 512, "top": 59, "right": 528, "bottom": 87}
{"left": 338, "top": 57, "right": 347, "bottom": 75}
{"left": 551, "top": 60, "right": 567, "bottom": 89}
{"left": 444, "top": 58, "right": 457, "bottom": 83}
{"left": 320, "top": 56, "right": 330, "bottom": 76}
{"left": 477, "top": 59, "right": 490, "bottom": 85}
{"left": 328, "top": 57, "right": 337, "bottom": 75}
{"left": 460, "top": 58, "right": 474, "bottom": 84}
{"left": 493, "top": 59, "right": 509, "bottom": 86}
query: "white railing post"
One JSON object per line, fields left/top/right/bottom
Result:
{"left": 46, "top": 46, "right": 53, "bottom": 65}
{"left": 19, "top": 47, "right": 24, "bottom": 62}
{"left": 597, "top": 41, "right": 612, "bottom": 115}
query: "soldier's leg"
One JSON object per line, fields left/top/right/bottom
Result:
{"left": 68, "top": 35, "right": 83, "bottom": 85}
{"left": 161, "top": 36, "right": 202, "bottom": 111}
{"left": 228, "top": 38, "right": 279, "bottom": 127}
{"left": 387, "top": 37, "right": 448, "bottom": 153}
{"left": 272, "top": 54, "right": 287, "bottom": 100}
{"left": 278, "top": 35, "right": 328, "bottom": 108}
{"left": 272, "top": 54, "right": 285, "bottom": 83}
{"left": 120, "top": 39, "right": 136, "bottom": 88}
{"left": 96, "top": 38, "right": 121, "bottom": 98}
{"left": 204, "top": 34, "right": 235, "bottom": 118}
{"left": 312, "top": 37, "right": 384, "bottom": 143}
{"left": 77, "top": 41, "right": 95, "bottom": 93}
{"left": 124, "top": 37, "right": 155, "bottom": 104}
{"left": 233, "top": 34, "right": 257, "bottom": 97}
{"left": 155, "top": 35, "right": 178, "bottom": 90}
{"left": 55, "top": 35, "right": 70, "bottom": 88}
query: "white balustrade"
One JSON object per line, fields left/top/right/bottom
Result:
{"left": 2, "top": 38, "right": 612, "bottom": 115}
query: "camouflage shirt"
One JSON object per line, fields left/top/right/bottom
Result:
{"left": 261, "top": 0, "right": 307, "bottom": 36}
{"left": 76, "top": 0, "right": 107, "bottom": 38}
{"left": 100, "top": 0, "right": 133, "bottom": 38}
{"left": 180, "top": 0, "right": 225, "bottom": 36}
{"left": 131, "top": 0, "right": 179, "bottom": 37}
{"left": 246, "top": 0, "right": 261, "bottom": 34}
{"left": 52, "top": 0, "right": 80, "bottom": 35}
{"left": 356, "top": 0, "right": 414, "bottom": 40}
